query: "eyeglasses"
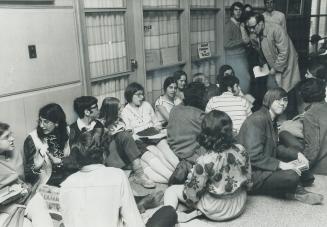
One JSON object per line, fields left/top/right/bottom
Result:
{"left": 0, "top": 132, "right": 13, "bottom": 141}
{"left": 246, "top": 23, "right": 258, "bottom": 31}
{"left": 38, "top": 118, "right": 55, "bottom": 126}
{"left": 134, "top": 92, "right": 144, "bottom": 97}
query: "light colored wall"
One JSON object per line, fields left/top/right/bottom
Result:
{"left": 0, "top": 0, "right": 83, "bottom": 154}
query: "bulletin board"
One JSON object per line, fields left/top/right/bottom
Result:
{"left": 0, "top": 7, "right": 81, "bottom": 96}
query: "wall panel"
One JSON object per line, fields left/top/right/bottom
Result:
{"left": 0, "top": 8, "right": 81, "bottom": 96}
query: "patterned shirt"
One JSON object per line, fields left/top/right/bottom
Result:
{"left": 184, "top": 144, "right": 252, "bottom": 205}
{"left": 206, "top": 92, "right": 252, "bottom": 133}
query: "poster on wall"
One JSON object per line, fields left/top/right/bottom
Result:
{"left": 198, "top": 42, "right": 211, "bottom": 59}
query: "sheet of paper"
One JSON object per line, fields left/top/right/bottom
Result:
{"left": 253, "top": 64, "right": 269, "bottom": 78}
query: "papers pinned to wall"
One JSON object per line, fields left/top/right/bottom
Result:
{"left": 198, "top": 42, "right": 211, "bottom": 59}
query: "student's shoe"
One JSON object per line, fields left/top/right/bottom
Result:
{"left": 133, "top": 173, "right": 156, "bottom": 189}
{"left": 287, "top": 186, "right": 324, "bottom": 205}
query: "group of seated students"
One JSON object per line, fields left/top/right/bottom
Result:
{"left": 1, "top": 59, "right": 327, "bottom": 227}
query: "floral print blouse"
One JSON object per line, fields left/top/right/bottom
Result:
{"left": 184, "top": 144, "right": 252, "bottom": 205}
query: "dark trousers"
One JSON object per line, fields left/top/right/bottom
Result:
{"left": 279, "top": 131, "right": 304, "bottom": 151}
{"left": 252, "top": 169, "right": 315, "bottom": 197}
{"left": 251, "top": 76, "right": 268, "bottom": 112}
{"left": 252, "top": 170, "right": 300, "bottom": 197}
{"left": 146, "top": 206, "right": 177, "bottom": 227}
{"left": 285, "top": 87, "right": 299, "bottom": 120}
{"left": 279, "top": 131, "right": 315, "bottom": 186}
{"left": 105, "top": 131, "right": 142, "bottom": 168}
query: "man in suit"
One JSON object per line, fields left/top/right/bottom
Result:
{"left": 245, "top": 12, "right": 300, "bottom": 119}
{"left": 238, "top": 88, "right": 323, "bottom": 205}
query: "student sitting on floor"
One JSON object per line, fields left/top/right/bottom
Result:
{"left": 60, "top": 129, "right": 177, "bottom": 227}
{"left": 164, "top": 110, "right": 252, "bottom": 223}
{"left": 70, "top": 96, "right": 155, "bottom": 188}
{"left": 99, "top": 96, "right": 170, "bottom": 185}
{"left": 173, "top": 70, "right": 188, "bottom": 100}
{"left": 299, "top": 78, "right": 327, "bottom": 175}
{"left": 167, "top": 82, "right": 207, "bottom": 185}
{"left": 192, "top": 72, "right": 219, "bottom": 104}
{"left": 217, "top": 65, "right": 256, "bottom": 106}
{"left": 238, "top": 88, "right": 323, "bottom": 205}
{"left": 304, "top": 59, "right": 327, "bottom": 102}
{"left": 24, "top": 103, "right": 71, "bottom": 187}
{"left": 69, "top": 96, "right": 102, "bottom": 146}
{"left": 0, "top": 122, "right": 53, "bottom": 227}
{"left": 206, "top": 75, "right": 252, "bottom": 134}
{"left": 154, "top": 77, "right": 182, "bottom": 127}
{"left": 121, "top": 83, "right": 179, "bottom": 177}
{"left": 167, "top": 82, "right": 206, "bottom": 164}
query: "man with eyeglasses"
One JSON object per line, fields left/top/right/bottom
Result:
{"left": 63, "top": 96, "right": 103, "bottom": 177}
{"left": 69, "top": 96, "right": 101, "bottom": 146}
{"left": 245, "top": 12, "right": 301, "bottom": 119}
{"left": 262, "top": 0, "right": 287, "bottom": 31}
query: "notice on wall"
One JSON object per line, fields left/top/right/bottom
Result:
{"left": 198, "top": 42, "right": 211, "bottom": 59}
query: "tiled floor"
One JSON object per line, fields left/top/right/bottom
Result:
{"left": 143, "top": 175, "right": 327, "bottom": 227}
{"left": 52, "top": 175, "right": 327, "bottom": 227}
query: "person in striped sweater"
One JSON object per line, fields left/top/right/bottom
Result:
{"left": 206, "top": 75, "right": 252, "bottom": 134}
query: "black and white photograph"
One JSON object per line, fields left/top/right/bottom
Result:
{"left": 0, "top": 0, "right": 327, "bottom": 226}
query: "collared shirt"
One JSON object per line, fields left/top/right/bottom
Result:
{"left": 121, "top": 101, "right": 161, "bottom": 133}
{"left": 154, "top": 95, "right": 182, "bottom": 124}
{"left": 206, "top": 92, "right": 252, "bottom": 133}
{"left": 76, "top": 118, "right": 96, "bottom": 132}
{"left": 60, "top": 164, "right": 145, "bottom": 227}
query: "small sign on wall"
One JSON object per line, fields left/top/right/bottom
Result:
{"left": 198, "top": 42, "right": 211, "bottom": 59}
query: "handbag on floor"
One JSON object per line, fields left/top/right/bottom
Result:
{"left": 168, "top": 160, "right": 193, "bottom": 186}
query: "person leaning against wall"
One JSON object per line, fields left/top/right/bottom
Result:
{"left": 224, "top": 1, "right": 251, "bottom": 94}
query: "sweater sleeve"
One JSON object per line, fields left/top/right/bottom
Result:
{"left": 302, "top": 113, "right": 321, "bottom": 168}
{"left": 224, "top": 21, "right": 244, "bottom": 49}
{"left": 23, "top": 135, "right": 39, "bottom": 185}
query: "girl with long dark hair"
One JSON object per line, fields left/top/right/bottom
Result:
{"left": 99, "top": 97, "right": 174, "bottom": 184}
{"left": 154, "top": 77, "right": 182, "bottom": 127}
{"left": 24, "top": 103, "right": 70, "bottom": 186}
